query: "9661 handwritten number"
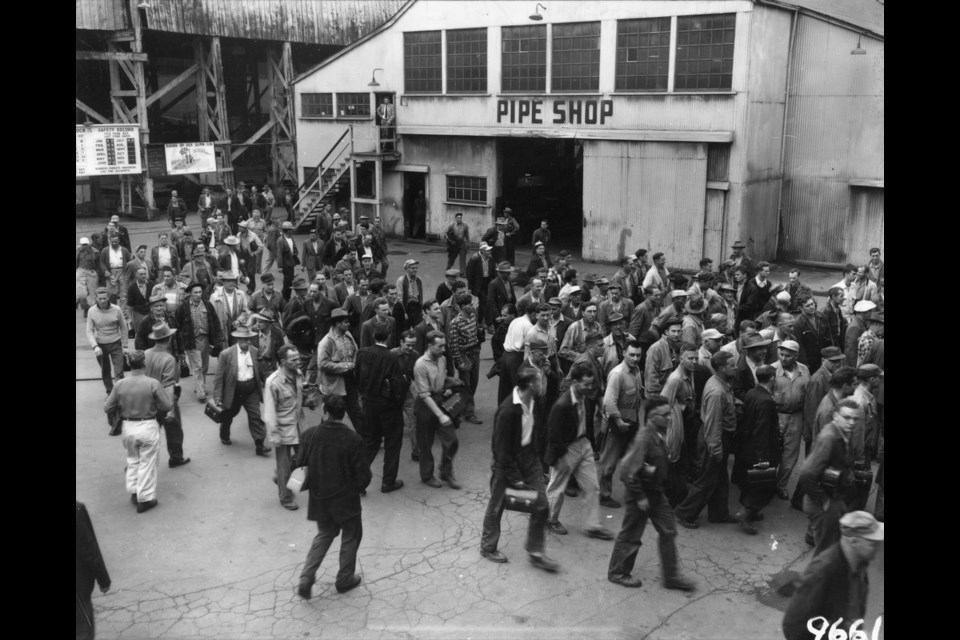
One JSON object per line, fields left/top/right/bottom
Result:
{"left": 806, "top": 616, "right": 882, "bottom": 640}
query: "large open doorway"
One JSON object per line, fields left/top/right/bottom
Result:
{"left": 402, "top": 172, "right": 426, "bottom": 239}
{"left": 499, "top": 137, "right": 583, "bottom": 254}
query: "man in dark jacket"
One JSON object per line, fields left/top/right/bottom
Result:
{"left": 275, "top": 221, "right": 300, "bottom": 301}
{"left": 465, "top": 243, "right": 494, "bottom": 324}
{"left": 486, "top": 262, "right": 517, "bottom": 326}
{"left": 76, "top": 501, "right": 111, "bottom": 640}
{"left": 732, "top": 365, "right": 781, "bottom": 534}
{"left": 175, "top": 282, "right": 222, "bottom": 402}
{"left": 607, "top": 396, "right": 696, "bottom": 591}
{"left": 295, "top": 396, "right": 371, "bottom": 600}
{"left": 782, "top": 511, "right": 883, "bottom": 640}
{"left": 480, "top": 365, "right": 559, "bottom": 572}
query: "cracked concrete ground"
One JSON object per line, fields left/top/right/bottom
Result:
{"left": 76, "top": 214, "right": 883, "bottom": 639}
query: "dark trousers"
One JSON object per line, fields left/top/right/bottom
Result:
{"left": 220, "top": 379, "right": 266, "bottom": 444}
{"left": 480, "top": 445, "right": 547, "bottom": 555}
{"left": 505, "top": 236, "right": 516, "bottom": 264}
{"left": 281, "top": 265, "right": 295, "bottom": 301}
{"left": 446, "top": 245, "right": 467, "bottom": 274}
{"left": 342, "top": 373, "right": 365, "bottom": 436}
{"left": 674, "top": 435, "right": 733, "bottom": 523}
{"left": 276, "top": 444, "right": 298, "bottom": 505}
{"left": 76, "top": 593, "right": 95, "bottom": 640}
{"left": 736, "top": 479, "right": 775, "bottom": 517}
{"left": 497, "top": 351, "right": 523, "bottom": 404}
{"left": 361, "top": 396, "right": 403, "bottom": 486}
{"left": 96, "top": 340, "right": 125, "bottom": 393}
{"left": 300, "top": 514, "right": 362, "bottom": 590}
{"left": 244, "top": 259, "right": 258, "bottom": 294}
{"left": 608, "top": 489, "right": 679, "bottom": 580}
{"left": 460, "top": 349, "right": 480, "bottom": 417}
{"left": 804, "top": 495, "right": 846, "bottom": 557}
{"left": 160, "top": 396, "right": 185, "bottom": 461}
{"left": 415, "top": 400, "right": 459, "bottom": 481}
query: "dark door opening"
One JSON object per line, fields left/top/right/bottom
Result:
{"left": 402, "top": 172, "right": 426, "bottom": 239}
{"left": 500, "top": 138, "right": 582, "bottom": 254}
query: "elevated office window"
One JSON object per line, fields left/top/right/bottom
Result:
{"left": 300, "top": 93, "right": 333, "bottom": 117}
{"left": 447, "top": 176, "right": 487, "bottom": 204}
{"left": 404, "top": 30, "right": 442, "bottom": 94}
{"left": 335, "top": 93, "right": 371, "bottom": 117}
{"left": 447, "top": 28, "right": 487, "bottom": 93}
{"left": 615, "top": 18, "right": 671, "bottom": 91}
{"left": 502, "top": 25, "right": 546, "bottom": 93}
{"left": 552, "top": 22, "right": 600, "bottom": 92}
{"left": 675, "top": 13, "right": 736, "bottom": 91}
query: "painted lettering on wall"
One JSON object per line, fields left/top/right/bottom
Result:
{"left": 496, "top": 99, "right": 614, "bottom": 125}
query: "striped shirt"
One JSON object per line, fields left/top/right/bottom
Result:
{"left": 446, "top": 312, "right": 479, "bottom": 368}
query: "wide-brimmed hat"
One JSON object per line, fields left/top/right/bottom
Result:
{"left": 404, "top": 259, "right": 420, "bottom": 268}
{"left": 684, "top": 297, "right": 707, "bottom": 314}
{"left": 252, "top": 309, "right": 275, "bottom": 322}
{"left": 223, "top": 235, "right": 240, "bottom": 246}
{"left": 606, "top": 312, "right": 625, "bottom": 325}
{"left": 291, "top": 277, "right": 308, "bottom": 290}
{"left": 231, "top": 326, "right": 256, "bottom": 339}
{"left": 743, "top": 334, "right": 772, "bottom": 349}
{"left": 820, "top": 346, "right": 845, "bottom": 361}
{"left": 444, "top": 268, "right": 460, "bottom": 277}
{"left": 148, "top": 321, "right": 178, "bottom": 340}
{"left": 330, "top": 308, "right": 350, "bottom": 321}
{"left": 496, "top": 261, "right": 515, "bottom": 272}
{"left": 731, "top": 240, "right": 746, "bottom": 249}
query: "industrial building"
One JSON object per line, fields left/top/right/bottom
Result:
{"left": 292, "top": 0, "right": 883, "bottom": 268}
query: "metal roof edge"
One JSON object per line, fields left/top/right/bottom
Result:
{"left": 292, "top": 0, "right": 418, "bottom": 85}
{"left": 754, "top": 0, "right": 883, "bottom": 39}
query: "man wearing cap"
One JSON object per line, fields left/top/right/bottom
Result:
{"left": 598, "top": 339, "right": 645, "bottom": 509}
{"left": 149, "top": 266, "right": 188, "bottom": 316}
{"left": 136, "top": 292, "right": 182, "bottom": 357}
{"left": 641, "top": 252, "right": 669, "bottom": 291}
{"left": 104, "top": 350, "right": 172, "bottom": 513}
{"left": 434, "top": 269, "right": 461, "bottom": 306}
{"left": 559, "top": 300, "right": 601, "bottom": 373}
{"left": 144, "top": 321, "right": 190, "bottom": 468}
{"left": 100, "top": 233, "right": 133, "bottom": 304}
{"left": 396, "top": 259, "right": 424, "bottom": 329}
{"left": 355, "top": 254, "right": 378, "bottom": 284}
{"left": 465, "top": 241, "right": 494, "bottom": 314}
{"left": 757, "top": 291, "right": 792, "bottom": 330}
{"left": 851, "top": 364, "right": 882, "bottom": 485}
{"left": 856, "top": 312, "right": 884, "bottom": 368}
{"left": 318, "top": 308, "right": 365, "bottom": 433}
{"left": 87, "top": 287, "right": 130, "bottom": 394}
{"left": 446, "top": 293, "right": 484, "bottom": 425}
{"left": 801, "top": 347, "right": 846, "bottom": 460}
{"left": 799, "top": 398, "right": 862, "bottom": 554}
{"left": 698, "top": 328, "right": 724, "bottom": 373}
{"left": 527, "top": 241, "right": 553, "bottom": 278}
{"left": 772, "top": 340, "right": 810, "bottom": 500}
{"left": 597, "top": 281, "right": 635, "bottom": 330}
{"left": 179, "top": 243, "right": 217, "bottom": 299}
{"left": 782, "top": 510, "right": 883, "bottom": 640}
{"left": 578, "top": 273, "right": 597, "bottom": 305}
{"left": 645, "top": 317, "right": 682, "bottom": 396}
{"left": 487, "top": 261, "right": 518, "bottom": 328}
{"left": 275, "top": 221, "right": 299, "bottom": 301}
{"left": 236, "top": 221, "right": 263, "bottom": 293}
{"left": 812, "top": 366, "right": 859, "bottom": 446}
{"left": 214, "top": 326, "right": 270, "bottom": 455}
{"left": 263, "top": 345, "right": 306, "bottom": 511}
{"left": 170, "top": 217, "right": 190, "bottom": 248}
{"left": 732, "top": 333, "right": 771, "bottom": 402}
{"left": 175, "top": 282, "right": 221, "bottom": 402}
{"left": 247, "top": 272, "right": 284, "bottom": 324}
{"left": 77, "top": 237, "right": 101, "bottom": 315}
{"left": 593, "top": 277, "right": 612, "bottom": 305}
{"left": 210, "top": 273, "right": 251, "bottom": 348}
{"left": 650, "top": 289, "right": 687, "bottom": 338}
{"left": 217, "top": 234, "right": 243, "bottom": 280}
{"left": 444, "top": 212, "right": 470, "bottom": 275}
{"left": 844, "top": 300, "right": 876, "bottom": 366}
{"left": 481, "top": 218, "right": 507, "bottom": 264}
{"left": 731, "top": 364, "right": 780, "bottom": 534}
{"left": 712, "top": 283, "right": 738, "bottom": 334}
{"left": 674, "top": 350, "right": 739, "bottom": 528}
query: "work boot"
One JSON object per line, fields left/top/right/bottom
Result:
{"left": 735, "top": 510, "right": 758, "bottom": 535}
{"left": 663, "top": 575, "right": 696, "bottom": 591}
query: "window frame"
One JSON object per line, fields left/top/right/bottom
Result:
{"left": 674, "top": 13, "right": 736, "bottom": 92}
{"left": 300, "top": 92, "right": 334, "bottom": 118}
{"left": 446, "top": 175, "right": 488, "bottom": 205}
{"left": 551, "top": 21, "right": 601, "bottom": 93}
{"left": 446, "top": 27, "right": 488, "bottom": 94}
{"left": 334, "top": 93, "right": 372, "bottom": 119}
{"left": 501, "top": 24, "right": 547, "bottom": 94}
{"left": 404, "top": 30, "right": 443, "bottom": 94}
{"left": 614, "top": 17, "right": 672, "bottom": 92}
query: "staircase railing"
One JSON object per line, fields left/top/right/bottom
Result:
{"left": 291, "top": 126, "right": 352, "bottom": 212}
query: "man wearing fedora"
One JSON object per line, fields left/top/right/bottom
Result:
{"left": 210, "top": 272, "right": 251, "bottom": 348}
{"left": 251, "top": 309, "right": 283, "bottom": 381}
{"left": 844, "top": 300, "right": 876, "bottom": 366}
{"left": 727, "top": 240, "right": 754, "bottom": 280}
{"left": 486, "top": 261, "right": 517, "bottom": 327}
{"left": 317, "top": 309, "right": 365, "bottom": 434}
{"left": 218, "top": 234, "right": 244, "bottom": 280}
{"left": 214, "top": 325, "right": 271, "bottom": 456}
{"left": 782, "top": 510, "right": 883, "bottom": 640}
{"left": 732, "top": 364, "right": 780, "bottom": 534}
{"left": 136, "top": 294, "right": 182, "bottom": 356}
{"left": 732, "top": 333, "right": 772, "bottom": 402}
{"left": 680, "top": 297, "right": 707, "bottom": 350}
{"left": 176, "top": 281, "right": 221, "bottom": 402}
{"left": 482, "top": 217, "right": 508, "bottom": 264}
{"left": 773, "top": 340, "right": 810, "bottom": 501}
{"left": 275, "top": 221, "right": 300, "bottom": 302}
{"left": 144, "top": 321, "right": 190, "bottom": 469}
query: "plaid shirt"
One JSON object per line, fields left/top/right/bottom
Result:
{"left": 857, "top": 330, "right": 877, "bottom": 368}
{"left": 446, "top": 312, "right": 479, "bottom": 368}
{"left": 189, "top": 298, "right": 209, "bottom": 336}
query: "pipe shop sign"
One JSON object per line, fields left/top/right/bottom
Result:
{"left": 496, "top": 98, "right": 614, "bottom": 126}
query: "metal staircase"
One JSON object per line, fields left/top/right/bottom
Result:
{"left": 291, "top": 126, "right": 353, "bottom": 232}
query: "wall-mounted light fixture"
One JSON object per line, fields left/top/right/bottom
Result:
{"left": 529, "top": 3, "right": 546, "bottom": 21}
{"left": 851, "top": 35, "right": 866, "bottom": 55}
{"left": 368, "top": 68, "right": 384, "bottom": 87}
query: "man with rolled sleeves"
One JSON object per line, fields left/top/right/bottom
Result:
{"left": 674, "top": 350, "right": 739, "bottom": 529}
{"left": 104, "top": 350, "right": 173, "bottom": 513}
{"left": 144, "top": 321, "right": 190, "bottom": 469}
{"left": 773, "top": 340, "right": 810, "bottom": 501}
{"left": 214, "top": 326, "right": 271, "bottom": 456}
{"left": 598, "top": 339, "right": 645, "bottom": 509}
{"left": 414, "top": 330, "right": 460, "bottom": 489}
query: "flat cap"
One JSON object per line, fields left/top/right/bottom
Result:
{"left": 281, "top": 221, "right": 294, "bottom": 230}
{"left": 291, "top": 277, "right": 309, "bottom": 290}
{"left": 839, "top": 511, "right": 884, "bottom": 541}
{"left": 149, "top": 293, "right": 167, "bottom": 304}
{"left": 79, "top": 237, "right": 90, "bottom": 245}
{"left": 260, "top": 272, "right": 275, "bottom": 283}
{"left": 595, "top": 277, "right": 610, "bottom": 286}
{"left": 404, "top": 259, "right": 420, "bottom": 268}
{"left": 662, "top": 316, "right": 682, "bottom": 329}
{"left": 330, "top": 308, "right": 349, "bottom": 320}
{"left": 853, "top": 300, "right": 877, "bottom": 313}
{"left": 606, "top": 312, "right": 625, "bottom": 324}
{"left": 779, "top": 339, "right": 800, "bottom": 353}
{"left": 444, "top": 268, "right": 460, "bottom": 277}
{"left": 731, "top": 240, "right": 746, "bottom": 249}
{"left": 534, "top": 241, "right": 545, "bottom": 248}
{"left": 670, "top": 289, "right": 688, "bottom": 298}
{"left": 776, "top": 291, "right": 791, "bottom": 302}
{"left": 548, "top": 297, "right": 562, "bottom": 306}
{"left": 559, "top": 249, "right": 572, "bottom": 258}
{"left": 820, "top": 346, "right": 845, "bottom": 360}
{"left": 701, "top": 328, "right": 723, "bottom": 340}
{"left": 525, "top": 334, "right": 549, "bottom": 350}
{"left": 857, "top": 363, "right": 883, "bottom": 378}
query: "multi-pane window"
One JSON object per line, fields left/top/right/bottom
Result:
{"left": 447, "top": 28, "right": 487, "bottom": 93}
{"left": 501, "top": 25, "right": 547, "bottom": 92}
{"left": 552, "top": 22, "right": 600, "bottom": 92}
{"left": 447, "top": 176, "right": 487, "bottom": 204}
{"left": 675, "top": 13, "right": 736, "bottom": 91}
{"left": 615, "top": 18, "right": 671, "bottom": 91}
{"left": 335, "top": 93, "right": 371, "bottom": 117}
{"left": 300, "top": 93, "right": 333, "bottom": 117}
{"left": 404, "top": 31, "right": 442, "bottom": 93}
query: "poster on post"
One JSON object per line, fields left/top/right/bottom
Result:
{"left": 76, "top": 124, "right": 142, "bottom": 177}
{"left": 164, "top": 142, "right": 217, "bottom": 175}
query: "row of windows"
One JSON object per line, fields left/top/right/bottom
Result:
{"left": 404, "top": 14, "right": 736, "bottom": 94}
{"left": 300, "top": 92, "right": 371, "bottom": 118}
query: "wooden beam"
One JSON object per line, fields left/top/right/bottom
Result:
{"left": 231, "top": 118, "right": 276, "bottom": 161}
{"left": 159, "top": 85, "right": 195, "bottom": 116}
{"left": 75, "top": 98, "right": 111, "bottom": 124}
{"left": 108, "top": 29, "right": 136, "bottom": 42}
{"left": 145, "top": 63, "right": 199, "bottom": 108}
{"left": 76, "top": 51, "right": 148, "bottom": 63}
{"left": 111, "top": 90, "right": 139, "bottom": 97}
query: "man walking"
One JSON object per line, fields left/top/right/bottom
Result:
{"left": 86, "top": 287, "right": 130, "bottom": 394}
{"left": 276, "top": 221, "right": 300, "bottom": 301}
{"left": 104, "top": 350, "right": 172, "bottom": 513}
{"left": 446, "top": 292, "right": 483, "bottom": 425}
{"left": 175, "top": 282, "right": 221, "bottom": 402}
{"left": 414, "top": 331, "right": 460, "bottom": 489}
{"left": 598, "top": 340, "right": 645, "bottom": 509}
{"left": 317, "top": 309, "right": 365, "bottom": 434}
{"left": 732, "top": 364, "right": 780, "bottom": 534}
{"left": 264, "top": 345, "right": 306, "bottom": 511}
{"left": 213, "top": 326, "right": 272, "bottom": 456}
{"left": 296, "top": 396, "right": 370, "bottom": 600}
{"left": 445, "top": 212, "right": 470, "bottom": 275}
{"left": 773, "top": 340, "right": 810, "bottom": 500}
{"left": 144, "top": 321, "right": 190, "bottom": 469}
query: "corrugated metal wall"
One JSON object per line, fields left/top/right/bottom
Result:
{"left": 144, "top": 0, "right": 407, "bottom": 44}
{"left": 779, "top": 15, "right": 884, "bottom": 264}
{"left": 845, "top": 187, "right": 883, "bottom": 261}
{"left": 582, "top": 140, "right": 707, "bottom": 268}
{"left": 76, "top": 0, "right": 129, "bottom": 31}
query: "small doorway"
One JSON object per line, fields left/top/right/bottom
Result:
{"left": 374, "top": 92, "right": 396, "bottom": 152}
{"left": 402, "top": 172, "right": 426, "bottom": 239}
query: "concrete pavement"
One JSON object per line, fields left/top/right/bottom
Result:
{"left": 76, "top": 212, "right": 882, "bottom": 639}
